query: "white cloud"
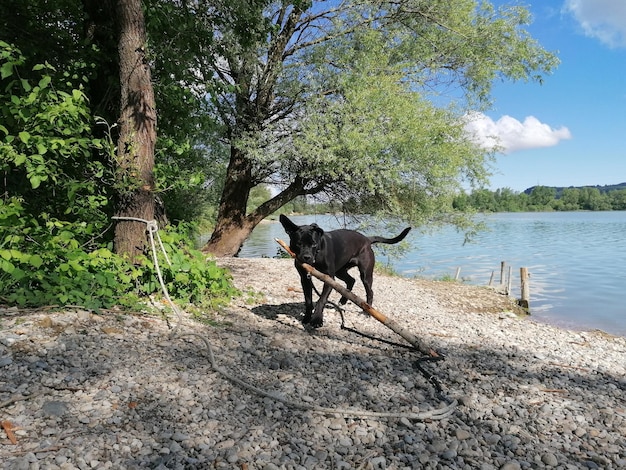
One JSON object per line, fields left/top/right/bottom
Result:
{"left": 464, "top": 112, "right": 572, "bottom": 154}
{"left": 564, "top": 0, "right": 626, "bottom": 48}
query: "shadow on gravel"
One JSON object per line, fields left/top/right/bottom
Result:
{"left": 249, "top": 301, "right": 304, "bottom": 321}
{"left": 249, "top": 302, "right": 407, "bottom": 352}
{"left": 182, "top": 322, "right": 625, "bottom": 468}
{"left": 1, "top": 309, "right": 625, "bottom": 469}
{"left": 240, "top": 301, "right": 625, "bottom": 468}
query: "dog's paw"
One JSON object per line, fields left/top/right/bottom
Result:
{"left": 308, "top": 315, "right": 324, "bottom": 328}
{"left": 302, "top": 317, "right": 323, "bottom": 329}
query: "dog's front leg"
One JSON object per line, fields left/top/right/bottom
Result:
{"left": 310, "top": 283, "right": 333, "bottom": 328}
{"left": 298, "top": 270, "right": 314, "bottom": 324}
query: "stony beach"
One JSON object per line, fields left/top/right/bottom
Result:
{"left": 1, "top": 257, "right": 625, "bottom": 469}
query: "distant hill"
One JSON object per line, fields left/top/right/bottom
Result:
{"left": 523, "top": 182, "right": 626, "bottom": 196}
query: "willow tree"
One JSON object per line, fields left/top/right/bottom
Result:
{"left": 194, "top": 0, "right": 558, "bottom": 256}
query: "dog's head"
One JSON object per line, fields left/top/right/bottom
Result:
{"left": 279, "top": 214, "right": 324, "bottom": 265}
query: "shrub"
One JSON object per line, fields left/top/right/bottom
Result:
{"left": 0, "top": 42, "right": 238, "bottom": 314}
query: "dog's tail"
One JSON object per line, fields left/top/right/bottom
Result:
{"left": 369, "top": 227, "right": 411, "bottom": 245}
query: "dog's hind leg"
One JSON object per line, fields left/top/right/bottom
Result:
{"left": 360, "top": 270, "right": 374, "bottom": 305}
{"left": 336, "top": 267, "right": 356, "bottom": 305}
{"left": 359, "top": 248, "right": 376, "bottom": 305}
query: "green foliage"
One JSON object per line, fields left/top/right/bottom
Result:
{"left": 0, "top": 42, "right": 238, "bottom": 313}
{"left": 0, "top": 202, "right": 238, "bottom": 311}
{"left": 276, "top": 26, "right": 492, "bottom": 227}
{"left": 374, "top": 262, "right": 399, "bottom": 277}
{"left": 144, "top": 0, "right": 228, "bottom": 224}
{"left": 247, "top": 185, "right": 272, "bottom": 213}
{"left": 150, "top": 225, "right": 240, "bottom": 310}
{"left": 0, "top": 197, "right": 137, "bottom": 309}
{"left": 453, "top": 185, "right": 626, "bottom": 212}
{"left": 436, "top": 273, "right": 457, "bottom": 282}
{"left": 0, "top": 41, "right": 109, "bottom": 224}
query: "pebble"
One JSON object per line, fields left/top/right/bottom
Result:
{"left": 542, "top": 452, "right": 559, "bottom": 466}
{"left": 0, "top": 355, "right": 13, "bottom": 367}
{"left": 0, "top": 258, "right": 625, "bottom": 469}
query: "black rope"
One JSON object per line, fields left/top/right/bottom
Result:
{"left": 413, "top": 355, "right": 446, "bottom": 399}
{"left": 339, "top": 310, "right": 414, "bottom": 350}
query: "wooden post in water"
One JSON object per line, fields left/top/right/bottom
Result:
{"left": 454, "top": 267, "right": 461, "bottom": 280}
{"left": 488, "top": 271, "right": 495, "bottom": 286}
{"left": 507, "top": 265, "right": 513, "bottom": 295}
{"left": 499, "top": 261, "right": 506, "bottom": 286}
{"left": 519, "top": 267, "right": 530, "bottom": 309}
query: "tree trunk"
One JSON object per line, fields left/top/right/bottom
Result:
{"left": 203, "top": 158, "right": 308, "bottom": 257}
{"left": 113, "top": 0, "right": 157, "bottom": 261}
{"left": 202, "top": 145, "right": 253, "bottom": 256}
{"left": 203, "top": 218, "right": 257, "bottom": 257}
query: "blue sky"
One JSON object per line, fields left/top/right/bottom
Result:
{"left": 465, "top": 0, "right": 626, "bottom": 192}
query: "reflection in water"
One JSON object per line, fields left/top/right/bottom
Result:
{"left": 237, "top": 212, "right": 626, "bottom": 337}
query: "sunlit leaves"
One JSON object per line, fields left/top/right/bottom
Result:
{"left": 265, "top": 25, "right": 493, "bottom": 223}
{"left": 203, "top": 0, "right": 556, "bottom": 235}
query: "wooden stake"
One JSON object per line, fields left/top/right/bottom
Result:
{"left": 519, "top": 267, "right": 530, "bottom": 309}
{"left": 275, "top": 238, "right": 440, "bottom": 358}
{"left": 507, "top": 265, "right": 513, "bottom": 295}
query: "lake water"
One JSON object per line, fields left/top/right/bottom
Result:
{"left": 238, "top": 212, "right": 626, "bottom": 337}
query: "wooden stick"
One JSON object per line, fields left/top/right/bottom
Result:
{"left": 0, "top": 390, "right": 45, "bottom": 410}
{"left": 275, "top": 238, "right": 440, "bottom": 357}
{"left": 1, "top": 420, "right": 18, "bottom": 445}
{"left": 507, "top": 265, "right": 512, "bottom": 295}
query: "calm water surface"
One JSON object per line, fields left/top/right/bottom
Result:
{"left": 238, "top": 212, "right": 626, "bottom": 337}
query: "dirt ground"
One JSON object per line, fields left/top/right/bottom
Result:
{"left": 411, "top": 277, "right": 529, "bottom": 316}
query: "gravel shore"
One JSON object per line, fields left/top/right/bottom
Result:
{"left": 1, "top": 257, "right": 625, "bottom": 469}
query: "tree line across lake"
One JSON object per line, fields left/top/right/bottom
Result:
{"left": 278, "top": 183, "right": 626, "bottom": 214}
{"left": 453, "top": 184, "right": 626, "bottom": 212}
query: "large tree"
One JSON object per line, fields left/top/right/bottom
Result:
{"left": 3, "top": 0, "right": 159, "bottom": 261}
{"left": 0, "top": 0, "right": 559, "bottom": 259}
{"left": 112, "top": 0, "right": 158, "bottom": 261}
{"left": 198, "top": 0, "right": 559, "bottom": 256}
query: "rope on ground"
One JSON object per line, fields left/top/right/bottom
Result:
{"left": 176, "top": 331, "right": 457, "bottom": 421}
{"left": 112, "top": 217, "right": 456, "bottom": 421}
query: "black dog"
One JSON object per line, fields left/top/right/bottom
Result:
{"left": 280, "top": 214, "right": 411, "bottom": 328}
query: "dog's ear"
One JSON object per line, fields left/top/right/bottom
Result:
{"left": 311, "top": 223, "right": 324, "bottom": 236}
{"left": 279, "top": 214, "right": 298, "bottom": 234}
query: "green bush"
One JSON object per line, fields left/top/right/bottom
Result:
{"left": 0, "top": 198, "right": 238, "bottom": 312}
{"left": 141, "top": 224, "right": 240, "bottom": 311}
{"left": 0, "top": 42, "right": 238, "bottom": 314}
